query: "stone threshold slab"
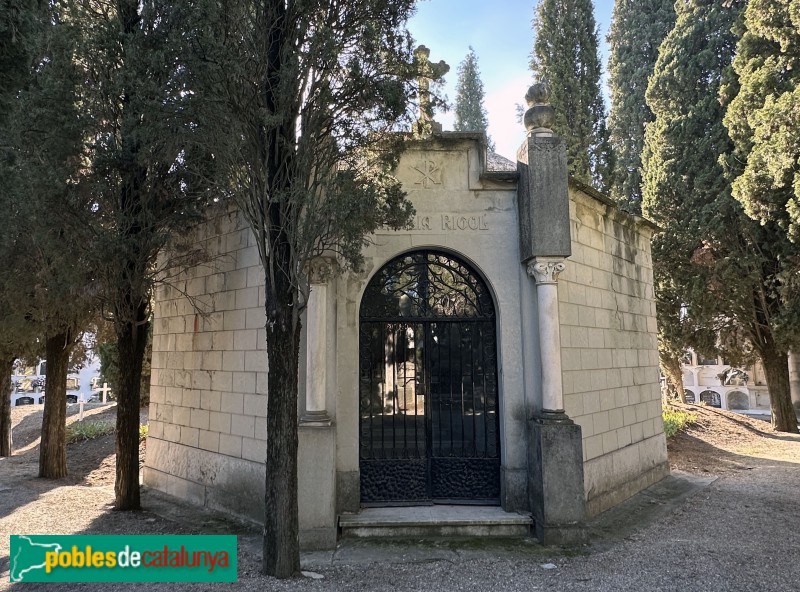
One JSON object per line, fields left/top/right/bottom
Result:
{"left": 339, "top": 505, "right": 533, "bottom": 528}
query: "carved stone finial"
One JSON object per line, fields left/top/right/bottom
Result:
{"left": 413, "top": 44, "right": 450, "bottom": 137}
{"left": 524, "top": 80, "right": 556, "bottom": 137}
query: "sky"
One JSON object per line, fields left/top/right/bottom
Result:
{"left": 407, "top": 0, "right": 615, "bottom": 160}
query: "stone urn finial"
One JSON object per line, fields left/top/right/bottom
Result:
{"left": 524, "top": 80, "right": 556, "bottom": 137}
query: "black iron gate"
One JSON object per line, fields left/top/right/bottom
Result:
{"left": 359, "top": 250, "right": 500, "bottom": 504}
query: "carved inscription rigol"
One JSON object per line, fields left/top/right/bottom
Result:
{"left": 406, "top": 214, "right": 489, "bottom": 231}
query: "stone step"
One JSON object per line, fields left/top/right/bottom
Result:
{"left": 339, "top": 506, "right": 533, "bottom": 539}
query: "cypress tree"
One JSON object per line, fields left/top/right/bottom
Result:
{"left": 453, "top": 47, "right": 493, "bottom": 150}
{"left": 643, "top": 0, "right": 798, "bottom": 432}
{"left": 725, "top": 0, "right": 800, "bottom": 245}
{"left": 0, "top": 0, "right": 40, "bottom": 457}
{"left": 724, "top": 0, "right": 800, "bottom": 414}
{"left": 3, "top": 3, "right": 96, "bottom": 473}
{"left": 606, "top": 0, "right": 675, "bottom": 214}
{"left": 531, "top": 0, "right": 611, "bottom": 191}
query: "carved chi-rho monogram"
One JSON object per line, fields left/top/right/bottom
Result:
{"left": 411, "top": 160, "right": 443, "bottom": 188}
{"left": 409, "top": 214, "right": 489, "bottom": 232}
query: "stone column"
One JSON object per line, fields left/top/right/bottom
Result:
{"left": 298, "top": 258, "right": 336, "bottom": 548}
{"left": 527, "top": 257, "right": 566, "bottom": 415}
{"left": 301, "top": 259, "right": 332, "bottom": 426}
{"left": 518, "top": 82, "right": 586, "bottom": 546}
{"left": 789, "top": 351, "right": 800, "bottom": 414}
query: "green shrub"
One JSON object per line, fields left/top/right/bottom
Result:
{"left": 662, "top": 407, "right": 697, "bottom": 438}
{"left": 139, "top": 424, "right": 149, "bottom": 440}
{"left": 66, "top": 420, "right": 115, "bottom": 443}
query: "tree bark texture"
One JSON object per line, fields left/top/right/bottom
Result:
{"left": 114, "top": 303, "right": 149, "bottom": 510}
{"left": 758, "top": 342, "right": 799, "bottom": 433}
{"left": 0, "top": 356, "right": 14, "bottom": 457}
{"left": 39, "top": 332, "right": 71, "bottom": 478}
{"left": 661, "top": 355, "right": 686, "bottom": 404}
{"left": 262, "top": 292, "right": 302, "bottom": 578}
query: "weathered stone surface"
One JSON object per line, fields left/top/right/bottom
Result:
{"left": 790, "top": 351, "right": 800, "bottom": 413}
{"left": 517, "top": 136, "right": 572, "bottom": 261}
{"left": 299, "top": 425, "right": 336, "bottom": 548}
{"left": 529, "top": 418, "right": 587, "bottom": 545}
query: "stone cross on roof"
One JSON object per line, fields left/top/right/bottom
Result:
{"left": 413, "top": 45, "right": 449, "bottom": 137}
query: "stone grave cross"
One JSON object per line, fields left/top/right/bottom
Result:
{"left": 98, "top": 382, "right": 112, "bottom": 403}
{"left": 413, "top": 45, "right": 449, "bottom": 136}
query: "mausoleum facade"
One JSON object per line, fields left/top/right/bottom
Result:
{"left": 144, "top": 90, "right": 668, "bottom": 548}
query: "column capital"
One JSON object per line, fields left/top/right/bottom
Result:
{"left": 306, "top": 256, "right": 337, "bottom": 284}
{"left": 527, "top": 257, "right": 566, "bottom": 285}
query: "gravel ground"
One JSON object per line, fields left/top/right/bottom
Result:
{"left": 2, "top": 405, "right": 800, "bottom": 591}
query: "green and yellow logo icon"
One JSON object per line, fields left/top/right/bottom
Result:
{"left": 10, "top": 535, "right": 237, "bottom": 583}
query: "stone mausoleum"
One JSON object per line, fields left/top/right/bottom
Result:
{"left": 143, "top": 84, "right": 669, "bottom": 549}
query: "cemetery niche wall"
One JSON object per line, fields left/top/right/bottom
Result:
{"left": 143, "top": 85, "right": 669, "bottom": 549}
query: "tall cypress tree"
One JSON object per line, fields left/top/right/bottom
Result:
{"left": 725, "top": 0, "right": 800, "bottom": 245}
{"left": 4, "top": 2, "right": 96, "bottom": 473}
{"left": 531, "top": 0, "right": 611, "bottom": 191}
{"left": 0, "top": 0, "right": 40, "bottom": 457}
{"left": 606, "top": 0, "right": 675, "bottom": 214}
{"left": 454, "top": 47, "right": 493, "bottom": 150}
{"left": 724, "top": 0, "right": 800, "bottom": 413}
{"left": 643, "top": 0, "right": 798, "bottom": 432}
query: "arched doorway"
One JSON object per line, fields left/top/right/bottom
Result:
{"left": 699, "top": 390, "right": 721, "bottom": 408}
{"left": 727, "top": 390, "right": 749, "bottom": 410}
{"left": 358, "top": 250, "right": 500, "bottom": 505}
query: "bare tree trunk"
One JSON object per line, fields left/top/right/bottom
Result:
{"left": 661, "top": 354, "right": 686, "bottom": 403}
{"left": 39, "top": 332, "right": 71, "bottom": 478}
{"left": 262, "top": 291, "right": 301, "bottom": 578}
{"left": 0, "top": 356, "right": 14, "bottom": 457}
{"left": 758, "top": 342, "right": 799, "bottom": 433}
{"left": 114, "top": 302, "right": 149, "bottom": 510}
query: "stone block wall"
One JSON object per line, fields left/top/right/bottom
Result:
{"left": 561, "top": 186, "right": 669, "bottom": 516}
{"left": 142, "top": 139, "right": 669, "bottom": 540}
{"left": 145, "top": 204, "right": 271, "bottom": 523}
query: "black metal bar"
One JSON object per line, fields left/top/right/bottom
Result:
{"left": 414, "top": 325, "right": 430, "bottom": 458}
{"left": 448, "top": 322, "right": 454, "bottom": 458}
{"left": 480, "top": 324, "right": 487, "bottom": 458}
{"left": 381, "top": 323, "right": 386, "bottom": 459}
{"left": 424, "top": 321, "right": 433, "bottom": 495}
{"left": 368, "top": 325, "right": 374, "bottom": 459}
{"left": 471, "top": 324, "right": 477, "bottom": 457}
{"left": 401, "top": 323, "right": 408, "bottom": 457}
{"left": 391, "top": 324, "right": 397, "bottom": 459}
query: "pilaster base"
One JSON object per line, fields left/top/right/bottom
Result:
{"left": 298, "top": 424, "right": 336, "bottom": 549}
{"left": 300, "top": 411, "right": 332, "bottom": 427}
{"left": 529, "top": 414, "right": 587, "bottom": 546}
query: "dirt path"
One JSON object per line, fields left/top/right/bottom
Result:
{"left": 3, "top": 403, "right": 147, "bottom": 487}
{"left": 666, "top": 402, "right": 800, "bottom": 474}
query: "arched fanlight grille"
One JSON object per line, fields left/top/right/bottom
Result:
{"left": 360, "top": 251, "right": 495, "bottom": 321}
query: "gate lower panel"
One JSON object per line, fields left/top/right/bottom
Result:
{"left": 360, "top": 459, "right": 428, "bottom": 503}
